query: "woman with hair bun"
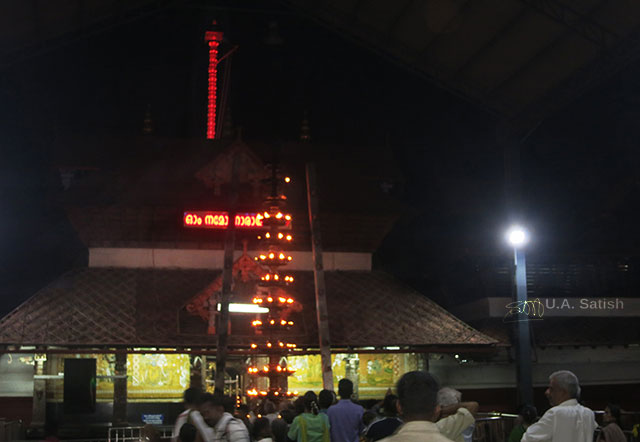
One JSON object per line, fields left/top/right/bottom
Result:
{"left": 287, "top": 391, "right": 330, "bottom": 442}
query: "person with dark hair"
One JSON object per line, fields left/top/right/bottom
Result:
{"left": 263, "top": 400, "right": 279, "bottom": 423}
{"left": 318, "top": 390, "right": 334, "bottom": 415}
{"left": 596, "top": 404, "right": 626, "bottom": 442}
{"left": 604, "top": 404, "right": 621, "bottom": 425}
{"left": 252, "top": 417, "right": 273, "bottom": 442}
{"left": 179, "top": 423, "right": 198, "bottom": 442}
{"left": 362, "top": 411, "right": 377, "bottom": 428}
{"left": 287, "top": 391, "right": 330, "bottom": 442}
{"left": 293, "top": 397, "right": 306, "bottom": 416}
{"left": 200, "top": 393, "right": 250, "bottom": 442}
{"left": 172, "top": 388, "right": 212, "bottom": 442}
{"left": 279, "top": 409, "right": 295, "bottom": 425}
{"left": 379, "top": 371, "right": 452, "bottom": 442}
{"left": 365, "top": 394, "right": 403, "bottom": 442}
{"left": 327, "top": 379, "right": 364, "bottom": 442}
{"left": 507, "top": 405, "right": 537, "bottom": 442}
{"left": 271, "top": 418, "right": 288, "bottom": 442}
{"left": 522, "top": 370, "right": 596, "bottom": 442}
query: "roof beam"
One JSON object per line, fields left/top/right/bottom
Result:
{"left": 387, "top": 0, "right": 414, "bottom": 39}
{"left": 0, "top": 0, "right": 177, "bottom": 71}
{"left": 511, "top": 22, "right": 640, "bottom": 136}
{"left": 519, "top": 0, "right": 620, "bottom": 49}
{"left": 417, "top": 0, "right": 472, "bottom": 58}
{"left": 451, "top": 5, "right": 529, "bottom": 79}
{"left": 484, "top": 1, "right": 605, "bottom": 113}
{"left": 286, "top": 0, "right": 498, "bottom": 116}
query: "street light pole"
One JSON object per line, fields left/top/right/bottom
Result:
{"left": 513, "top": 246, "right": 533, "bottom": 406}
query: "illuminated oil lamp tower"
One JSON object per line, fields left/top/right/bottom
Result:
{"left": 247, "top": 165, "right": 299, "bottom": 400}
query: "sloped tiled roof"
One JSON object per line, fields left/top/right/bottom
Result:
{"left": 0, "top": 268, "right": 496, "bottom": 349}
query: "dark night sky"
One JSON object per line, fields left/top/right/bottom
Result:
{"left": 2, "top": 2, "right": 640, "bottom": 315}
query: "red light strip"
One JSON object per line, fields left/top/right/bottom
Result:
{"left": 205, "top": 31, "right": 223, "bottom": 140}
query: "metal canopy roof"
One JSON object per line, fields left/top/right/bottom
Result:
{"left": 288, "top": 0, "right": 640, "bottom": 132}
{"left": 2, "top": 0, "right": 640, "bottom": 134}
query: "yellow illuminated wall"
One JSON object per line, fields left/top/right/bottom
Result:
{"left": 287, "top": 353, "right": 419, "bottom": 399}
{"left": 127, "top": 354, "right": 190, "bottom": 400}
{"left": 48, "top": 354, "right": 190, "bottom": 402}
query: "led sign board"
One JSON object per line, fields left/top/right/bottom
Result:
{"left": 184, "top": 211, "right": 264, "bottom": 229}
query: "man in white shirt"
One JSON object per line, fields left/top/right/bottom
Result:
{"left": 522, "top": 370, "right": 596, "bottom": 442}
{"left": 172, "top": 388, "right": 213, "bottom": 442}
{"left": 379, "top": 371, "right": 454, "bottom": 442}
{"left": 435, "top": 388, "right": 478, "bottom": 442}
{"left": 200, "top": 393, "right": 250, "bottom": 442}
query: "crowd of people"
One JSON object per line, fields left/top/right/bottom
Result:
{"left": 170, "top": 370, "right": 627, "bottom": 442}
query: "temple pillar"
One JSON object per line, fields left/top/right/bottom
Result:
{"left": 190, "top": 355, "right": 205, "bottom": 390}
{"left": 112, "top": 352, "right": 128, "bottom": 426}
{"left": 344, "top": 354, "right": 360, "bottom": 399}
{"left": 417, "top": 353, "right": 429, "bottom": 372}
{"left": 269, "top": 355, "right": 288, "bottom": 393}
{"left": 31, "top": 354, "right": 47, "bottom": 427}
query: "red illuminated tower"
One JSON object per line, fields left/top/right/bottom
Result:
{"left": 247, "top": 164, "right": 298, "bottom": 400}
{"left": 205, "top": 28, "right": 223, "bottom": 139}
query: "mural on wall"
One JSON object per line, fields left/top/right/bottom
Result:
{"left": 288, "top": 353, "right": 419, "bottom": 399}
{"left": 48, "top": 354, "right": 190, "bottom": 401}
{"left": 127, "top": 354, "right": 190, "bottom": 399}
{"left": 287, "top": 354, "right": 347, "bottom": 392}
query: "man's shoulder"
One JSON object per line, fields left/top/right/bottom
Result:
{"left": 378, "top": 432, "right": 453, "bottom": 442}
{"left": 222, "top": 415, "right": 249, "bottom": 442}
{"left": 343, "top": 400, "right": 364, "bottom": 412}
{"left": 217, "top": 414, "right": 247, "bottom": 433}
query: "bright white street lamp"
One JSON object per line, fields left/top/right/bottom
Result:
{"left": 506, "top": 225, "right": 529, "bottom": 248}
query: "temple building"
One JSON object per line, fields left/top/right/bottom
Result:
{"left": 0, "top": 131, "right": 496, "bottom": 427}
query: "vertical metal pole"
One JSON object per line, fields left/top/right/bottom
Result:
{"left": 514, "top": 248, "right": 533, "bottom": 405}
{"left": 113, "top": 352, "right": 128, "bottom": 425}
{"left": 306, "top": 163, "right": 334, "bottom": 391}
{"left": 215, "top": 158, "right": 238, "bottom": 393}
{"left": 500, "top": 121, "right": 533, "bottom": 406}
{"left": 31, "top": 357, "right": 46, "bottom": 427}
